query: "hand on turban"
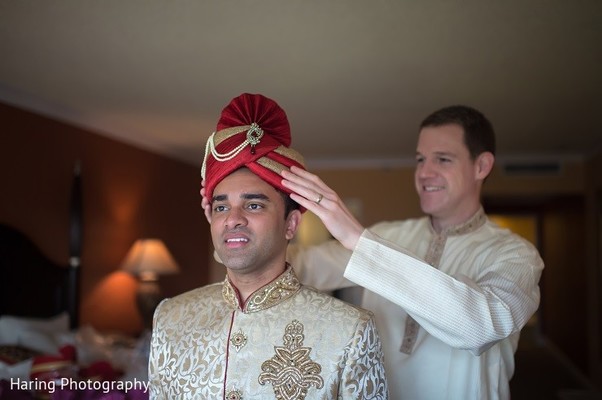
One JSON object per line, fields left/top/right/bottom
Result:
{"left": 201, "top": 93, "right": 306, "bottom": 203}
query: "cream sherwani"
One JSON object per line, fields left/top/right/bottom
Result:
{"left": 149, "top": 267, "right": 388, "bottom": 399}
{"left": 290, "top": 208, "right": 544, "bottom": 400}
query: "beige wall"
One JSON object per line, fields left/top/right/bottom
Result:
{"left": 311, "top": 168, "right": 422, "bottom": 226}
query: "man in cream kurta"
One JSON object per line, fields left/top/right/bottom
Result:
{"left": 149, "top": 266, "right": 387, "bottom": 399}
{"left": 278, "top": 105, "right": 544, "bottom": 399}
{"left": 289, "top": 208, "right": 543, "bottom": 399}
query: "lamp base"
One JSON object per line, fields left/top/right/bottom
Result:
{"left": 136, "top": 280, "right": 162, "bottom": 330}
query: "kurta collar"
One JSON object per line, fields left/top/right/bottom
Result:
{"left": 222, "top": 264, "right": 301, "bottom": 313}
{"left": 430, "top": 206, "right": 487, "bottom": 237}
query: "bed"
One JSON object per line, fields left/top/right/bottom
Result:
{"left": 0, "top": 167, "right": 149, "bottom": 400}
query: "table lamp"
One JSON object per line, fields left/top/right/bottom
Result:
{"left": 121, "top": 239, "right": 180, "bottom": 330}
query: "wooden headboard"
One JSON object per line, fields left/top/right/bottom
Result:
{"left": 0, "top": 165, "right": 82, "bottom": 329}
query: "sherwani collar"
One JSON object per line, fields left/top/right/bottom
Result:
{"left": 222, "top": 264, "right": 301, "bottom": 313}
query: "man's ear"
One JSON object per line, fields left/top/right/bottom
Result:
{"left": 285, "top": 210, "right": 302, "bottom": 240}
{"left": 475, "top": 152, "right": 495, "bottom": 180}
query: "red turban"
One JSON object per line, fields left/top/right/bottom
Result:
{"left": 202, "top": 93, "right": 306, "bottom": 204}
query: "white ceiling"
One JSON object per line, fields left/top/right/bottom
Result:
{"left": 1, "top": 1, "right": 601, "bottom": 168}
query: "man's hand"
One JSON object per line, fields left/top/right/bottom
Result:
{"left": 281, "top": 166, "right": 364, "bottom": 250}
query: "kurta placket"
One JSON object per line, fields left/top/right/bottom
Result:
{"left": 400, "top": 210, "right": 486, "bottom": 354}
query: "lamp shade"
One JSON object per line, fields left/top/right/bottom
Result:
{"left": 121, "top": 239, "right": 180, "bottom": 281}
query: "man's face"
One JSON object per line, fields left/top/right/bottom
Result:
{"left": 414, "top": 123, "right": 485, "bottom": 230}
{"left": 210, "top": 168, "right": 300, "bottom": 276}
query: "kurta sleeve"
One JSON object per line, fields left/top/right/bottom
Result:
{"left": 287, "top": 240, "right": 355, "bottom": 291}
{"left": 344, "top": 228, "right": 543, "bottom": 355}
{"left": 339, "top": 316, "right": 389, "bottom": 399}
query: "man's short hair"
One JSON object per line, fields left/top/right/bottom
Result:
{"left": 280, "top": 191, "right": 301, "bottom": 218}
{"left": 420, "top": 105, "right": 496, "bottom": 159}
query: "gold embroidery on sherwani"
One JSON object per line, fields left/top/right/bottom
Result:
{"left": 225, "top": 389, "right": 242, "bottom": 400}
{"left": 222, "top": 265, "right": 301, "bottom": 313}
{"left": 230, "top": 329, "right": 247, "bottom": 352}
{"left": 258, "top": 320, "right": 324, "bottom": 400}
{"left": 400, "top": 207, "right": 487, "bottom": 354}
{"left": 222, "top": 279, "right": 239, "bottom": 309}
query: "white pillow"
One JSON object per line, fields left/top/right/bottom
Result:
{"left": 0, "top": 358, "right": 33, "bottom": 381}
{"left": 0, "top": 313, "right": 70, "bottom": 353}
